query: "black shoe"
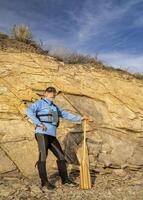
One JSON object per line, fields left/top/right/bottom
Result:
{"left": 62, "top": 179, "right": 78, "bottom": 187}
{"left": 41, "top": 181, "right": 56, "bottom": 191}
{"left": 56, "top": 160, "right": 78, "bottom": 187}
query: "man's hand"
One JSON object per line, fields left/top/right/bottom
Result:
{"left": 81, "top": 115, "right": 90, "bottom": 121}
{"left": 39, "top": 123, "right": 47, "bottom": 131}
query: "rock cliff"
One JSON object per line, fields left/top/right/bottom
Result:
{"left": 0, "top": 50, "right": 143, "bottom": 177}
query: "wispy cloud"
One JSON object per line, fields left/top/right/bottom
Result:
{"left": 99, "top": 52, "right": 143, "bottom": 73}
{"left": 67, "top": 0, "right": 143, "bottom": 46}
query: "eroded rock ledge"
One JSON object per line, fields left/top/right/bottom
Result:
{"left": 0, "top": 51, "right": 143, "bottom": 177}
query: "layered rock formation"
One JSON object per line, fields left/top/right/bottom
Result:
{"left": 0, "top": 51, "right": 143, "bottom": 177}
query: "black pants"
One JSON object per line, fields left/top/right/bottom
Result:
{"left": 35, "top": 133, "right": 66, "bottom": 162}
{"left": 35, "top": 133, "right": 69, "bottom": 185}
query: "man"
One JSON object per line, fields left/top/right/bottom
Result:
{"left": 26, "top": 86, "right": 88, "bottom": 191}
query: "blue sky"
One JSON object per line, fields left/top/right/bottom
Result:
{"left": 0, "top": 0, "right": 143, "bottom": 73}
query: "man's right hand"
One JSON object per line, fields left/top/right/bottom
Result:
{"left": 81, "top": 115, "right": 90, "bottom": 121}
{"left": 39, "top": 123, "right": 47, "bottom": 131}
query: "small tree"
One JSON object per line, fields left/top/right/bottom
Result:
{"left": 11, "top": 24, "right": 33, "bottom": 43}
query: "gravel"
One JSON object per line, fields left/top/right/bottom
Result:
{"left": 0, "top": 169, "right": 143, "bottom": 200}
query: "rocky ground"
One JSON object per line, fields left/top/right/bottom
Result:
{"left": 0, "top": 168, "right": 143, "bottom": 200}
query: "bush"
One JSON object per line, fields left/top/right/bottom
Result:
{"left": 0, "top": 32, "right": 9, "bottom": 39}
{"left": 133, "top": 72, "right": 143, "bottom": 80}
{"left": 50, "top": 47, "right": 101, "bottom": 64}
{"left": 11, "top": 24, "right": 33, "bottom": 43}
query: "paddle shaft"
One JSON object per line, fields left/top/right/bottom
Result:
{"left": 83, "top": 120, "right": 87, "bottom": 160}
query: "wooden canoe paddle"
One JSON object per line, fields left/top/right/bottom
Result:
{"left": 80, "top": 119, "right": 92, "bottom": 189}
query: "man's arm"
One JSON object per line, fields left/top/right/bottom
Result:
{"left": 57, "top": 106, "right": 82, "bottom": 122}
{"left": 25, "top": 100, "right": 42, "bottom": 126}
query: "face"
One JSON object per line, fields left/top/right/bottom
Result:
{"left": 45, "top": 91, "right": 57, "bottom": 101}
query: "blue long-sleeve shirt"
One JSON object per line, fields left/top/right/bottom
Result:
{"left": 26, "top": 97, "right": 82, "bottom": 137}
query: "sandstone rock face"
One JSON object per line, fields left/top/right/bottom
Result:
{"left": 0, "top": 51, "right": 143, "bottom": 177}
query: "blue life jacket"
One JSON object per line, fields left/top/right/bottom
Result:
{"left": 35, "top": 98, "right": 60, "bottom": 127}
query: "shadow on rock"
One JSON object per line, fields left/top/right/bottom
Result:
{"left": 69, "top": 168, "right": 97, "bottom": 186}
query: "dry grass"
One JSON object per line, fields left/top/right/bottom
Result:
{"left": 49, "top": 48, "right": 103, "bottom": 65}
{"left": 11, "top": 24, "right": 33, "bottom": 43}
{"left": 50, "top": 48, "right": 143, "bottom": 81}
{"left": 0, "top": 32, "right": 9, "bottom": 39}
{"left": 0, "top": 28, "right": 48, "bottom": 54}
{"left": 133, "top": 72, "right": 143, "bottom": 80}
{"left": 0, "top": 27, "right": 143, "bottom": 81}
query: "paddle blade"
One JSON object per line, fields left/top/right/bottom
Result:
{"left": 79, "top": 144, "right": 91, "bottom": 189}
{"left": 80, "top": 159, "right": 91, "bottom": 189}
{"left": 79, "top": 120, "right": 91, "bottom": 189}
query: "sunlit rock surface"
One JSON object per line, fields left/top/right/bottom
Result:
{"left": 0, "top": 51, "right": 143, "bottom": 177}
